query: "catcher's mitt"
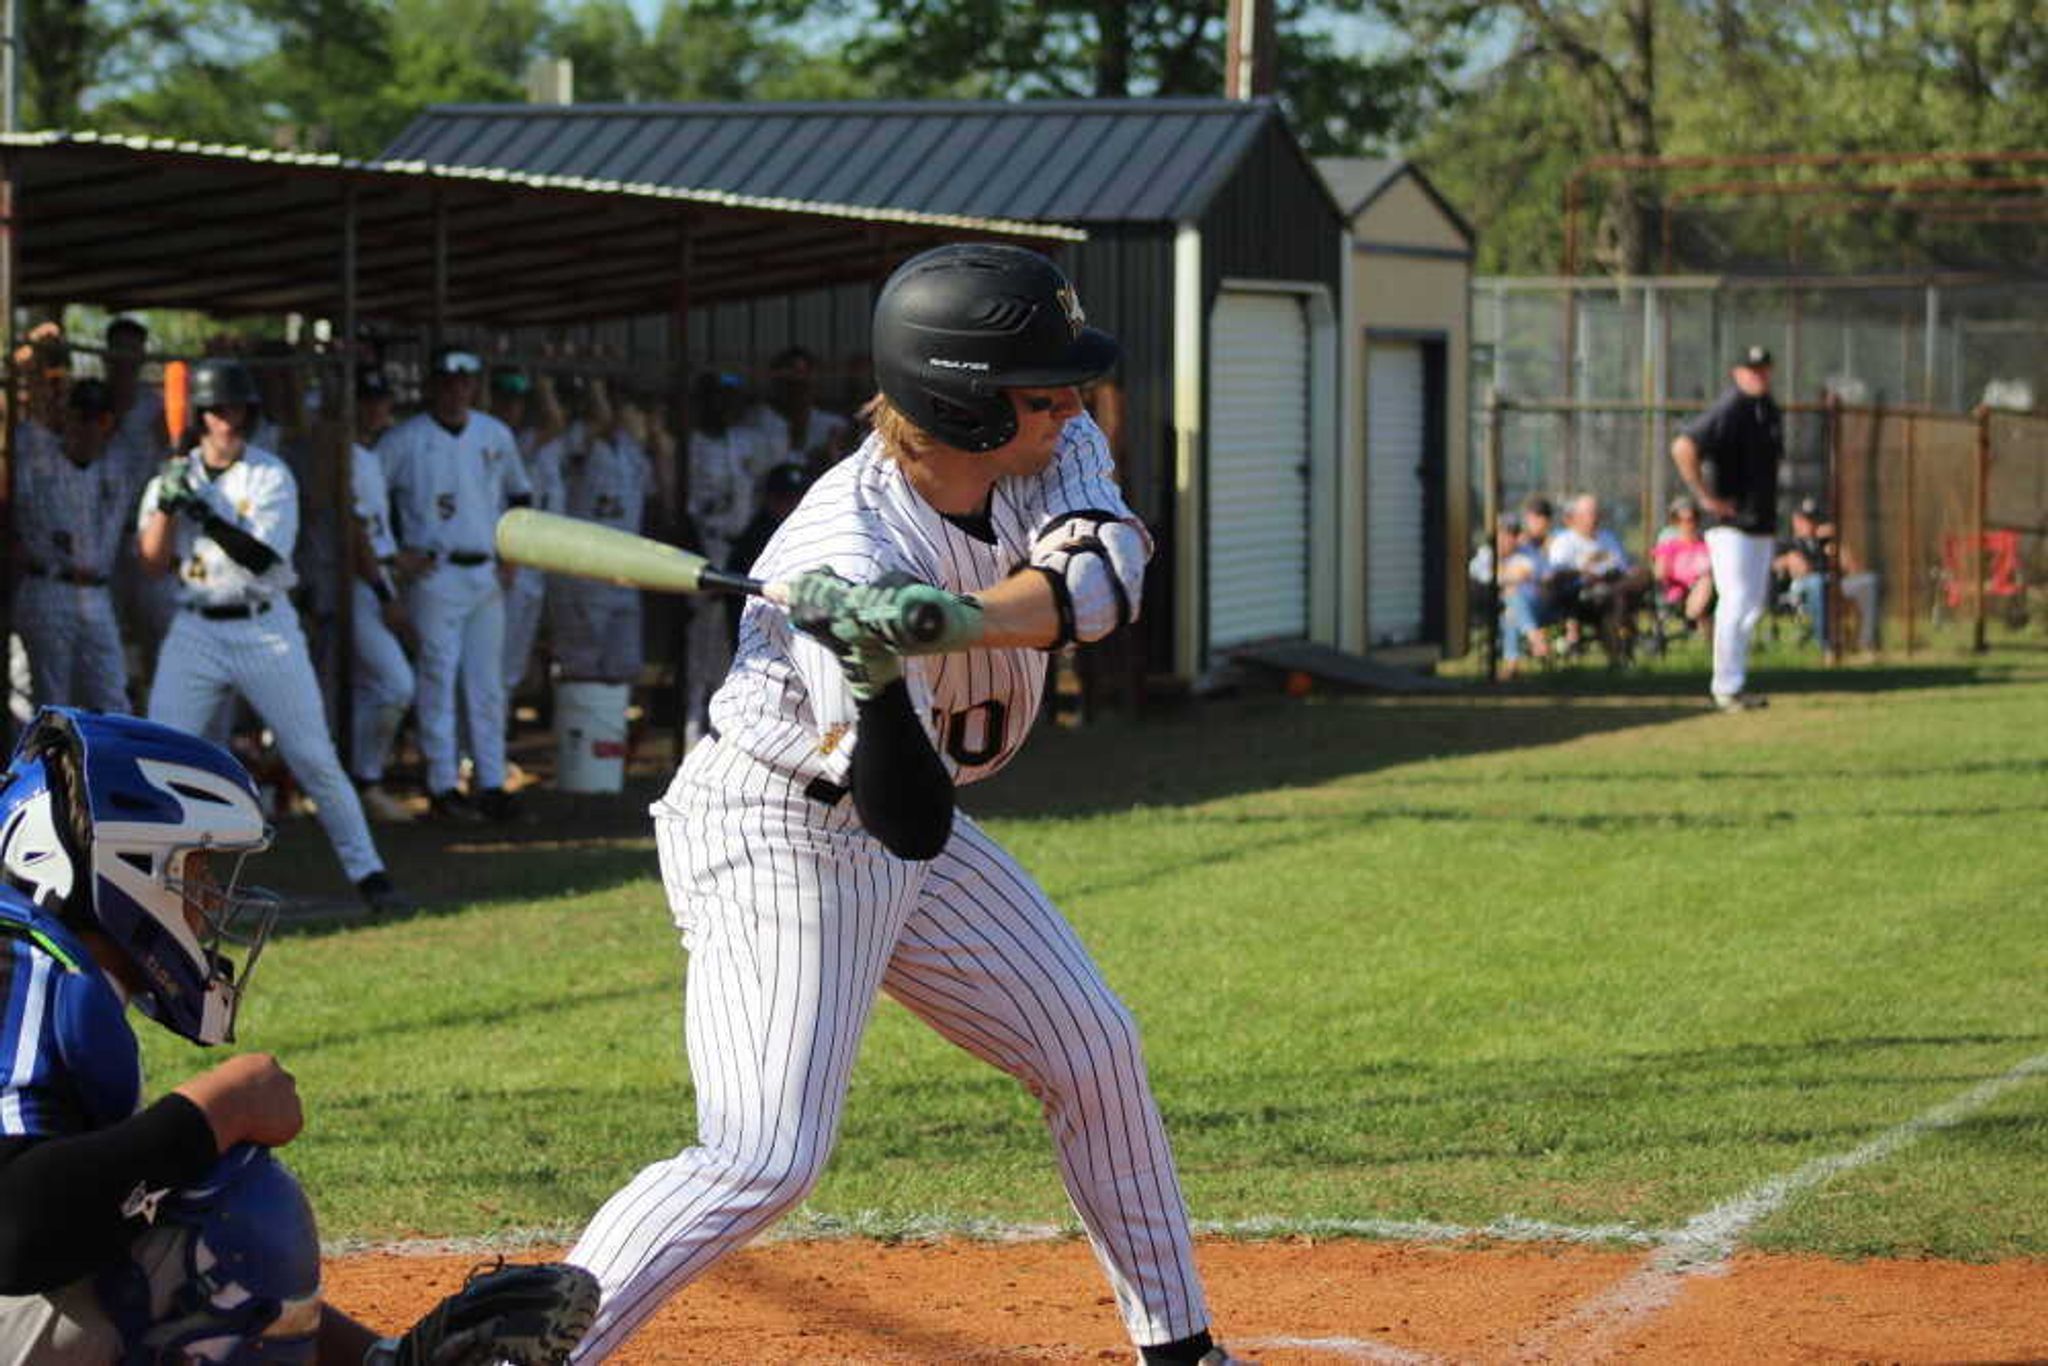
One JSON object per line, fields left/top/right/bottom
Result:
{"left": 392, "top": 1259, "right": 600, "bottom": 1366}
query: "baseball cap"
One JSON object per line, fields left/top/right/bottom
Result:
{"left": 67, "top": 378, "right": 114, "bottom": 415}
{"left": 1794, "top": 497, "right": 1825, "bottom": 521}
{"left": 490, "top": 366, "right": 531, "bottom": 396}
{"left": 1735, "top": 344, "right": 1773, "bottom": 369}
{"left": 356, "top": 368, "right": 393, "bottom": 400}
{"left": 430, "top": 346, "right": 484, "bottom": 376}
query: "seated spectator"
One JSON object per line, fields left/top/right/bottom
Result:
{"left": 1493, "top": 500, "right": 1556, "bottom": 676}
{"left": 1775, "top": 498, "right": 1880, "bottom": 655}
{"left": 1651, "top": 496, "right": 1716, "bottom": 637}
{"left": 1543, "top": 492, "right": 1650, "bottom": 662}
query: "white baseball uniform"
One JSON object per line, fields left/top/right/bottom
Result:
{"left": 553, "top": 426, "right": 652, "bottom": 684}
{"left": 502, "top": 426, "right": 564, "bottom": 693}
{"left": 348, "top": 440, "right": 414, "bottom": 784}
{"left": 678, "top": 424, "right": 772, "bottom": 742}
{"left": 378, "top": 409, "right": 531, "bottom": 796}
{"left": 566, "top": 413, "right": 1207, "bottom": 1360}
{"left": 11, "top": 420, "right": 130, "bottom": 714}
{"left": 139, "top": 447, "right": 385, "bottom": 884}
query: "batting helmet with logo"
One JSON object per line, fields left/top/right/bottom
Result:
{"left": 872, "top": 244, "right": 1119, "bottom": 453}
{"left": 188, "top": 358, "right": 263, "bottom": 414}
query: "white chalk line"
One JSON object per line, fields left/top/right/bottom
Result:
{"left": 326, "top": 1052, "right": 2046, "bottom": 1364}
{"left": 1511, "top": 1048, "right": 2048, "bottom": 1362}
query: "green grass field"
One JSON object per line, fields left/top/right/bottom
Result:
{"left": 141, "top": 644, "right": 2048, "bottom": 1260}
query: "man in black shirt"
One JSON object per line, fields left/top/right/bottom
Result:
{"left": 1672, "top": 344, "right": 1782, "bottom": 710}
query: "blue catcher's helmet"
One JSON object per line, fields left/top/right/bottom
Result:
{"left": 0, "top": 708, "right": 277, "bottom": 1044}
{"left": 95, "top": 1144, "right": 323, "bottom": 1364}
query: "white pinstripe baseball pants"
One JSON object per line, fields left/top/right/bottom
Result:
{"left": 13, "top": 579, "right": 129, "bottom": 714}
{"left": 349, "top": 579, "right": 414, "bottom": 784}
{"left": 565, "top": 742, "right": 1209, "bottom": 1360}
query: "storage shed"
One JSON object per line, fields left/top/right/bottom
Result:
{"left": 1318, "top": 157, "right": 1478, "bottom": 657}
{"left": 386, "top": 98, "right": 1349, "bottom": 684}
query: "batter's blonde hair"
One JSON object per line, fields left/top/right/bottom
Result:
{"left": 859, "top": 393, "right": 947, "bottom": 465}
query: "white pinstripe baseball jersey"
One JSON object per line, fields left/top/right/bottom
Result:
{"left": 709, "top": 411, "right": 1130, "bottom": 792}
{"left": 13, "top": 422, "right": 128, "bottom": 578}
{"left": 350, "top": 442, "right": 399, "bottom": 561}
{"left": 134, "top": 447, "right": 299, "bottom": 608}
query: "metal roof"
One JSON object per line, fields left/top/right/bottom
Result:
{"left": 0, "top": 131, "right": 1076, "bottom": 325}
{"left": 1316, "top": 155, "right": 1477, "bottom": 246}
{"left": 386, "top": 99, "right": 1287, "bottom": 225}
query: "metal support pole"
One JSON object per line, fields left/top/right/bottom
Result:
{"left": 334, "top": 183, "right": 359, "bottom": 773}
{"left": 1922, "top": 283, "right": 1940, "bottom": 409}
{"left": 430, "top": 191, "right": 449, "bottom": 358}
{"left": 1482, "top": 387, "right": 1503, "bottom": 683}
{"left": 667, "top": 216, "right": 695, "bottom": 764}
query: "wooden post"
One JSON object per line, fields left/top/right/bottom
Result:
{"left": 1823, "top": 392, "right": 1843, "bottom": 665}
{"left": 1482, "top": 386, "right": 1504, "bottom": 683}
{"left": 1972, "top": 404, "right": 1990, "bottom": 653}
{"left": 1900, "top": 411, "right": 1917, "bottom": 657}
{"left": 334, "top": 182, "right": 360, "bottom": 769}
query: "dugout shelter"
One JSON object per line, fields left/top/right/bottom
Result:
{"left": 384, "top": 97, "right": 1355, "bottom": 688}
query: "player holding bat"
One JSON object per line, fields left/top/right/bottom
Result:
{"left": 531, "top": 245, "right": 1250, "bottom": 1365}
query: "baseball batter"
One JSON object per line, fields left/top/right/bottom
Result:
{"left": 136, "top": 359, "right": 411, "bottom": 915}
{"left": 378, "top": 348, "right": 533, "bottom": 823}
{"left": 565, "top": 246, "right": 1246, "bottom": 1366}
{"left": 12, "top": 380, "right": 131, "bottom": 714}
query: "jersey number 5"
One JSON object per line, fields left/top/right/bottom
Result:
{"left": 436, "top": 493, "right": 457, "bottom": 520}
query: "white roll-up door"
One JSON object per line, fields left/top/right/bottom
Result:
{"left": 1367, "top": 340, "right": 1427, "bottom": 646}
{"left": 1207, "top": 291, "right": 1310, "bottom": 653}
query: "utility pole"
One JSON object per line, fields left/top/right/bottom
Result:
{"left": 1225, "top": 0, "right": 1277, "bottom": 100}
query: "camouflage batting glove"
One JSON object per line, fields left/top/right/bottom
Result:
{"left": 837, "top": 577, "right": 985, "bottom": 656}
{"left": 785, "top": 567, "right": 905, "bottom": 702}
{"left": 154, "top": 459, "right": 199, "bottom": 516}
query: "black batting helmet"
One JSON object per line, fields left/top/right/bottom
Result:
{"left": 872, "top": 244, "right": 1118, "bottom": 453}
{"left": 188, "top": 359, "right": 262, "bottom": 413}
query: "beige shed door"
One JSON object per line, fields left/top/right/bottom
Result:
{"left": 1367, "top": 340, "right": 1427, "bottom": 646}
{"left": 1207, "top": 291, "right": 1310, "bottom": 653}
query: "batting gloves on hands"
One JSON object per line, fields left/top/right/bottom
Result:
{"left": 786, "top": 568, "right": 985, "bottom": 701}
{"left": 154, "top": 459, "right": 201, "bottom": 516}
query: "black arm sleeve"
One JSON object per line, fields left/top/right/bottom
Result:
{"left": 199, "top": 512, "right": 282, "bottom": 576}
{"left": 850, "top": 679, "right": 955, "bottom": 861}
{"left": 0, "top": 1094, "right": 219, "bottom": 1294}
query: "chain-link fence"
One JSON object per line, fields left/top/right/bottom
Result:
{"left": 1474, "top": 395, "right": 2046, "bottom": 678}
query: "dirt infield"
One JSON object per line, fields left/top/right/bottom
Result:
{"left": 326, "top": 1239, "right": 2048, "bottom": 1362}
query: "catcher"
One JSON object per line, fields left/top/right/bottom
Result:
{"left": 0, "top": 707, "right": 598, "bottom": 1364}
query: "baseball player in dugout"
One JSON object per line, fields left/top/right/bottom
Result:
{"left": 346, "top": 369, "right": 417, "bottom": 824}
{"left": 378, "top": 347, "right": 533, "bottom": 825}
{"left": 1671, "top": 343, "right": 1784, "bottom": 711}
{"left": 562, "top": 244, "right": 1251, "bottom": 1365}
{"left": 12, "top": 376, "right": 133, "bottom": 715}
{"left": 136, "top": 358, "right": 414, "bottom": 916}
{"left": 0, "top": 707, "right": 600, "bottom": 1365}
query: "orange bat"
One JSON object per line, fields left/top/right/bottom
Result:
{"left": 163, "top": 360, "right": 189, "bottom": 452}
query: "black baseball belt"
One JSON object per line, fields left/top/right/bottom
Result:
{"left": 187, "top": 599, "right": 275, "bottom": 621}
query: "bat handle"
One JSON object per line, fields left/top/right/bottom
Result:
{"left": 699, "top": 567, "right": 771, "bottom": 598}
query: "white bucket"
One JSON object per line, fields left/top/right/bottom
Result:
{"left": 555, "top": 681, "right": 630, "bottom": 793}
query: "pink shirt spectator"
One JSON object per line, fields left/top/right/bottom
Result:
{"left": 1653, "top": 536, "right": 1712, "bottom": 602}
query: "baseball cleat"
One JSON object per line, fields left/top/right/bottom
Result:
{"left": 428, "top": 789, "right": 487, "bottom": 824}
{"left": 1712, "top": 692, "right": 1770, "bottom": 712}
{"left": 357, "top": 871, "right": 418, "bottom": 917}
{"left": 391, "top": 1259, "right": 600, "bottom": 1366}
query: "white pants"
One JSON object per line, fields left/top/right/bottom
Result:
{"left": 148, "top": 606, "right": 383, "bottom": 884}
{"left": 14, "top": 579, "right": 130, "bottom": 714}
{"left": 350, "top": 579, "right": 415, "bottom": 784}
{"left": 566, "top": 741, "right": 1209, "bottom": 1360}
{"left": 552, "top": 581, "right": 643, "bottom": 684}
{"left": 1705, "top": 527, "right": 1775, "bottom": 698}
{"left": 406, "top": 562, "right": 507, "bottom": 795}
{"left": 503, "top": 569, "right": 548, "bottom": 694}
